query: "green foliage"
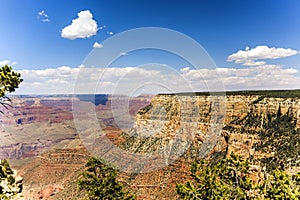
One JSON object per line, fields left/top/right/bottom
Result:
{"left": 77, "top": 157, "right": 136, "bottom": 200}
{"left": 177, "top": 153, "right": 254, "bottom": 200}
{"left": 177, "top": 154, "right": 300, "bottom": 200}
{"left": 255, "top": 113, "right": 299, "bottom": 171}
{"left": 0, "top": 64, "right": 22, "bottom": 97}
{"left": 0, "top": 65, "right": 23, "bottom": 112}
{"left": 0, "top": 159, "right": 22, "bottom": 199}
{"left": 260, "top": 170, "right": 300, "bottom": 200}
{"left": 224, "top": 103, "right": 300, "bottom": 171}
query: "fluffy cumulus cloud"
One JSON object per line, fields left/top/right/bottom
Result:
{"left": 16, "top": 66, "right": 166, "bottom": 94}
{"left": 227, "top": 45, "right": 298, "bottom": 67}
{"left": 17, "top": 66, "right": 79, "bottom": 94}
{"left": 220, "top": 45, "right": 300, "bottom": 90}
{"left": 14, "top": 63, "right": 300, "bottom": 95}
{"left": 61, "top": 10, "right": 98, "bottom": 40}
{"left": 93, "top": 42, "right": 103, "bottom": 49}
{"left": 180, "top": 66, "right": 299, "bottom": 91}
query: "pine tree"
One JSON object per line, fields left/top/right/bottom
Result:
{"left": 77, "top": 157, "right": 136, "bottom": 200}
{"left": 0, "top": 64, "right": 23, "bottom": 112}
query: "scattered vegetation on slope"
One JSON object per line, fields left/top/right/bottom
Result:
{"left": 177, "top": 153, "right": 300, "bottom": 200}
{"left": 77, "top": 157, "right": 136, "bottom": 200}
{"left": 225, "top": 104, "right": 300, "bottom": 171}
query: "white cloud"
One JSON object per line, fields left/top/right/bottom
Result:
{"left": 0, "top": 60, "right": 16, "bottom": 67}
{"left": 227, "top": 45, "right": 298, "bottom": 67}
{"left": 38, "top": 10, "right": 50, "bottom": 22}
{"left": 14, "top": 63, "right": 300, "bottom": 95}
{"left": 38, "top": 10, "right": 48, "bottom": 18}
{"left": 0, "top": 60, "right": 11, "bottom": 66}
{"left": 16, "top": 65, "right": 188, "bottom": 94}
{"left": 93, "top": 42, "right": 103, "bottom": 49}
{"left": 107, "top": 31, "right": 114, "bottom": 35}
{"left": 17, "top": 66, "right": 79, "bottom": 94}
{"left": 181, "top": 65, "right": 300, "bottom": 91}
{"left": 180, "top": 67, "right": 190, "bottom": 73}
{"left": 120, "top": 52, "right": 128, "bottom": 56}
{"left": 61, "top": 10, "right": 98, "bottom": 40}
{"left": 42, "top": 18, "right": 50, "bottom": 22}
{"left": 223, "top": 45, "right": 300, "bottom": 90}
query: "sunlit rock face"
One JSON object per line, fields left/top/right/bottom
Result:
{"left": 121, "top": 92, "right": 300, "bottom": 166}
{"left": 115, "top": 92, "right": 300, "bottom": 199}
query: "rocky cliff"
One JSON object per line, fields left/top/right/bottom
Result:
{"left": 117, "top": 90, "right": 300, "bottom": 199}
{"left": 122, "top": 91, "right": 300, "bottom": 161}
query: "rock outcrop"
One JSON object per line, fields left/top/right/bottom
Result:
{"left": 17, "top": 146, "right": 90, "bottom": 199}
{"left": 121, "top": 92, "right": 300, "bottom": 161}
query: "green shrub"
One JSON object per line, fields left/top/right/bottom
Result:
{"left": 77, "top": 157, "right": 136, "bottom": 200}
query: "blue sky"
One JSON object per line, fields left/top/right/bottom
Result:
{"left": 0, "top": 0, "right": 300, "bottom": 94}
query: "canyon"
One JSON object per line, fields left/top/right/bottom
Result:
{"left": 0, "top": 90, "right": 299, "bottom": 199}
